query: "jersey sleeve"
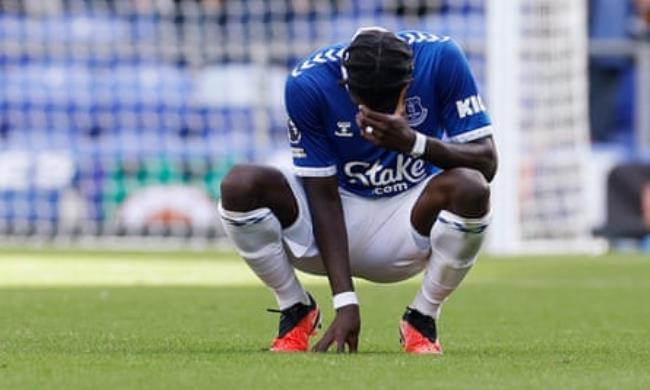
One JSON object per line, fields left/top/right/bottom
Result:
{"left": 284, "top": 76, "right": 337, "bottom": 177}
{"left": 435, "top": 39, "right": 493, "bottom": 143}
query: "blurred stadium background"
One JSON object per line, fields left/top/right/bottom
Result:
{"left": 0, "top": 0, "right": 649, "bottom": 254}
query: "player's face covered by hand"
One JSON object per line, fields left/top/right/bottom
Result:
{"left": 348, "top": 85, "right": 405, "bottom": 114}
{"left": 355, "top": 96, "right": 416, "bottom": 155}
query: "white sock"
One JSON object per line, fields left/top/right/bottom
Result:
{"left": 411, "top": 210, "right": 490, "bottom": 319}
{"left": 218, "top": 204, "right": 309, "bottom": 310}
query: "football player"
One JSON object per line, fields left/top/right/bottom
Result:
{"left": 219, "top": 27, "right": 497, "bottom": 354}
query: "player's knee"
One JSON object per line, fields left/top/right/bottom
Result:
{"left": 450, "top": 168, "right": 490, "bottom": 216}
{"left": 220, "top": 164, "right": 262, "bottom": 211}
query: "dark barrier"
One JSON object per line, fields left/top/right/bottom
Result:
{"left": 598, "top": 164, "right": 650, "bottom": 238}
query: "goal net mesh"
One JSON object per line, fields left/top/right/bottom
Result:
{"left": 516, "top": 0, "right": 591, "bottom": 247}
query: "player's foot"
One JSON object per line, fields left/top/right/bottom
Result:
{"left": 399, "top": 307, "right": 443, "bottom": 355}
{"left": 268, "top": 293, "right": 320, "bottom": 352}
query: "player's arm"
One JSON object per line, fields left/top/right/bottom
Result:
{"left": 358, "top": 107, "right": 497, "bottom": 181}
{"left": 285, "top": 76, "right": 360, "bottom": 353}
{"left": 420, "top": 136, "right": 496, "bottom": 181}
{"left": 302, "top": 176, "right": 360, "bottom": 353}
{"left": 302, "top": 177, "right": 354, "bottom": 295}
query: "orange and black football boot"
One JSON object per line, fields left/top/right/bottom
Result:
{"left": 268, "top": 293, "right": 320, "bottom": 352}
{"left": 399, "top": 307, "right": 443, "bottom": 355}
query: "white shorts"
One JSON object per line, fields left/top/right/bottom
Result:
{"left": 280, "top": 168, "right": 434, "bottom": 283}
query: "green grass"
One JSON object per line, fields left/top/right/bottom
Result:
{"left": 1, "top": 251, "right": 649, "bottom": 389}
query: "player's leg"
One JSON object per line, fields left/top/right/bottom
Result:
{"left": 219, "top": 164, "right": 310, "bottom": 309}
{"left": 402, "top": 167, "right": 491, "bottom": 353}
{"left": 219, "top": 164, "right": 320, "bottom": 352}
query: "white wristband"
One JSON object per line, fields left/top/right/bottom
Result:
{"left": 410, "top": 132, "right": 427, "bottom": 158}
{"left": 333, "top": 291, "right": 359, "bottom": 310}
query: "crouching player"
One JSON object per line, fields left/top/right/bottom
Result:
{"left": 218, "top": 27, "right": 497, "bottom": 354}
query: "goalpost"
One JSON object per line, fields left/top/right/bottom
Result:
{"left": 486, "top": 0, "right": 597, "bottom": 254}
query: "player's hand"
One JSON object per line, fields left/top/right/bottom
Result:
{"left": 312, "top": 305, "right": 360, "bottom": 353}
{"left": 356, "top": 105, "right": 416, "bottom": 154}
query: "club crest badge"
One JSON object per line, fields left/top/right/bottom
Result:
{"left": 287, "top": 119, "right": 301, "bottom": 144}
{"left": 406, "top": 96, "right": 428, "bottom": 127}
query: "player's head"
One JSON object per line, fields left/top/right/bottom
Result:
{"left": 341, "top": 27, "right": 413, "bottom": 114}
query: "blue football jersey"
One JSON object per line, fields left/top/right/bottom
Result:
{"left": 285, "top": 30, "right": 492, "bottom": 198}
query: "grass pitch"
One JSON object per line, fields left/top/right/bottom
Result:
{"left": 0, "top": 250, "right": 649, "bottom": 389}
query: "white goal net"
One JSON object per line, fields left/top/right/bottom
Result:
{"left": 487, "top": 0, "right": 593, "bottom": 253}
